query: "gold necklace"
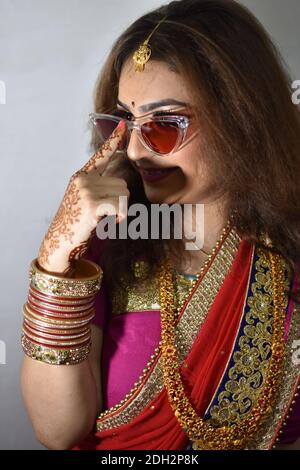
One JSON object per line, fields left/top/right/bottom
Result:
{"left": 169, "top": 225, "right": 231, "bottom": 312}
{"left": 158, "top": 228, "right": 286, "bottom": 450}
{"left": 172, "top": 222, "right": 232, "bottom": 314}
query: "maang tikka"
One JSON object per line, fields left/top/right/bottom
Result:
{"left": 132, "top": 15, "right": 168, "bottom": 72}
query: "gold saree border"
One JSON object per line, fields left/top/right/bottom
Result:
{"left": 95, "top": 227, "right": 242, "bottom": 432}
{"left": 202, "top": 244, "right": 256, "bottom": 415}
{"left": 203, "top": 248, "right": 290, "bottom": 427}
{"left": 252, "top": 305, "right": 300, "bottom": 450}
{"left": 190, "top": 245, "right": 299, "bottom": 450}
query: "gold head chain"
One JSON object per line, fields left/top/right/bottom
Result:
{"left": 132, "top": 15, "right": 168, "bottom": 72}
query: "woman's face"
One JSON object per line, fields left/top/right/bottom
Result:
{"left": 118, "top": 59, "right": 218, "bottom": 205}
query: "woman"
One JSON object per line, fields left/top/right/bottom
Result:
{"left": 20, "top": 0, "right": 300, "bottom": 450}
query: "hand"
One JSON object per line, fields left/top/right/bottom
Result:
{"left": 37, "top": 120, "right": 129, "bottom": 275}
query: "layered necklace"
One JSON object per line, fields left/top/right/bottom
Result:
{"left": 159, "top": 224, "right": 286, "bottom": 450}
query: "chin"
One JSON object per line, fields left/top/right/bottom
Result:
{"left": 144, "top": 193, "right": 168, "bottom": 204}
{"left": 144, "top": 191, "right": 180, "bottom": 205}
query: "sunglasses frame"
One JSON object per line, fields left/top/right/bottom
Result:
{"left": 89, "top": 109, "right": 197, "bottom": 157}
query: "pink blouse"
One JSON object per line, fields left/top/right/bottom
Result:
{"left": 83, "top": 236, "right": 161, "bottom": 411}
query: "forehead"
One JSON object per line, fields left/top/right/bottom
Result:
{"left": 118, "top": 59, "right": 192, "bottom": 108}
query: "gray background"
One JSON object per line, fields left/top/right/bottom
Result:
{"left": 0, "top": 0, "right": 299, "bottom": 450}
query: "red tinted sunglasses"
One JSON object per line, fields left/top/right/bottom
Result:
{"left": 89, "top": 109, "right": 196, "bottom": 157}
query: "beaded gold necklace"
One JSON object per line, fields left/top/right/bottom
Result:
{"left": 158, "top": 226, "right": 286, "bottom": 450}
{"left": 169, "top": 225, "right": 231, "bottom": 315}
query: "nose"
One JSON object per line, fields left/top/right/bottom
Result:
{"left": 126, "top": 128, "right": 151, "bottom": 162}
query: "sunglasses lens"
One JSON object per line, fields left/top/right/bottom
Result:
{"left": 92, "top": 115, "right": 181, "bottom": 154}
{"left": 141, "top": 121, "right": 179, "bottom": 154}
{"left": 92, "top": 117, "right": 127, "bottom": 150}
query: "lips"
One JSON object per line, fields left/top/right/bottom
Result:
{"left": 137, "top": 166, "right": 179, "bottom": 183}
{"left": 139, "top": 167, "right": 176, "bottom": 174}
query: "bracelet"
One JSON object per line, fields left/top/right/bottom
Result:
{"left": 27, "top": 295, "right": 95, "bottom": 314}
{"left": 23, "top": 319, "right": 90, "bottom": 338}
{"left": 29, "top": 285, "right": 96, "bottom": 304}
{"left": 22, "top": 324, "right": 91, "bottom": 347}
{"left": 21, "top": 257, "right": 103, "bottom": 365}
{"left": 29, "top": 258, "right": 103, "bottom": 297}
{"left": 25, "top": 298, "right": 96, "bottom": 318}
{"left": 23, "top": 311, "right": 94, "bottom": 330}
{"left": 21, "top": 334, "right": 91, "bottom": 365}
{"left": 23, "top": 303, "right": 96, "bottom": 325}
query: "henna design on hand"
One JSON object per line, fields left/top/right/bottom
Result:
{"left": 68, "top": 228, "right": 97, "bottom": 263}
{"left": 61, "top": 228, "right": 97, "bottom": 277}
{"left": 38, "top": 179, "right": 82, "bottom": 266}
{"left": 77, "top": 126, "right": 121, "bottom": 175}
{"left": 38, "top": 124, "right": 124, "bottom": 272}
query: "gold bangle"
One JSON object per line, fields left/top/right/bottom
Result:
{"left": 29, "top": 286, "right": 96, "bottom": 305}
{"left": 29, "top": 258, "right": 103, "bottom": 297}
{"left": 23, "top": 303, "right": 95, "bottom": 325}
{"left": 26, "top": 298, "right": 95, "bottom": 318}
{"left": 27, "top": 293, "right": 95, "bottom": 313}
{"left": 23, "top": 311, "right": 92, "bottom": 330}
{"left": 23, "top": 318, "right": 89, "bottom": 336}
{"left": 22, "top": 326, "right": 91, "bottom": 347}
{"left": 23, "top": 322, "right": 90, "bottom": 341}
{"left": 23, "top": 329, "right": 90, "bottom": 344}
{"left": 21, "top": 334, "right": 91, "bottom": 365}
{"left": 23, "top": 303, "right": 95, "bottom": 326}
{"left": 23, "top": 312, "right": 94, "bottom": 330}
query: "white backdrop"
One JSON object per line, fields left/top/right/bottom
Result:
{"left": 0, "top": 0, "right": 299, "bottom": 450}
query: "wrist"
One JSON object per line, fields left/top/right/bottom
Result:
{"left": 37, "top": 258, "right": 73, "bottom": 277}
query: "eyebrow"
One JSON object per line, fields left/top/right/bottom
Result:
{"left": 117, "top": 98, "right": 188, "bottom": 113}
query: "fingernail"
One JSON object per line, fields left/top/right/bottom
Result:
{"left": 116, "top": 120, "right": 126, "bottom": 130}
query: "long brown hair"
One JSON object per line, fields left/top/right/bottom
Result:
{"left": 89, "top": 0, "right": 300, "bottom": 302}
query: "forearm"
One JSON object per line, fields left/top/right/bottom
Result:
{"left": 20, "top": 355, "right": 99, "bottom": 450}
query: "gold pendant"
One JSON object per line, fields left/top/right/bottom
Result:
{"left": 132, "top": 42, "right": 152, "bottom": 72}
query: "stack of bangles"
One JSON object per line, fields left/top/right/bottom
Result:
{"left": 21, "top": 258, "right": 103, "bottom": 365}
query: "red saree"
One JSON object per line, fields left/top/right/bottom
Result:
{"left": 73, "top": 227, "right": 300, "bottom": 450}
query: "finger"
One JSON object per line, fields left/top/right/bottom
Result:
{"left": 95, "top": 196, "right": 128, "bottom": 221}
{"left": 91, "top": 186, "right": 130, "bottom": 199}
{"left": 94, "top": 176, "right": 128, "bottom": 187}
{"left": 80, "top": 120, "right": 126, "bottom": 175}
